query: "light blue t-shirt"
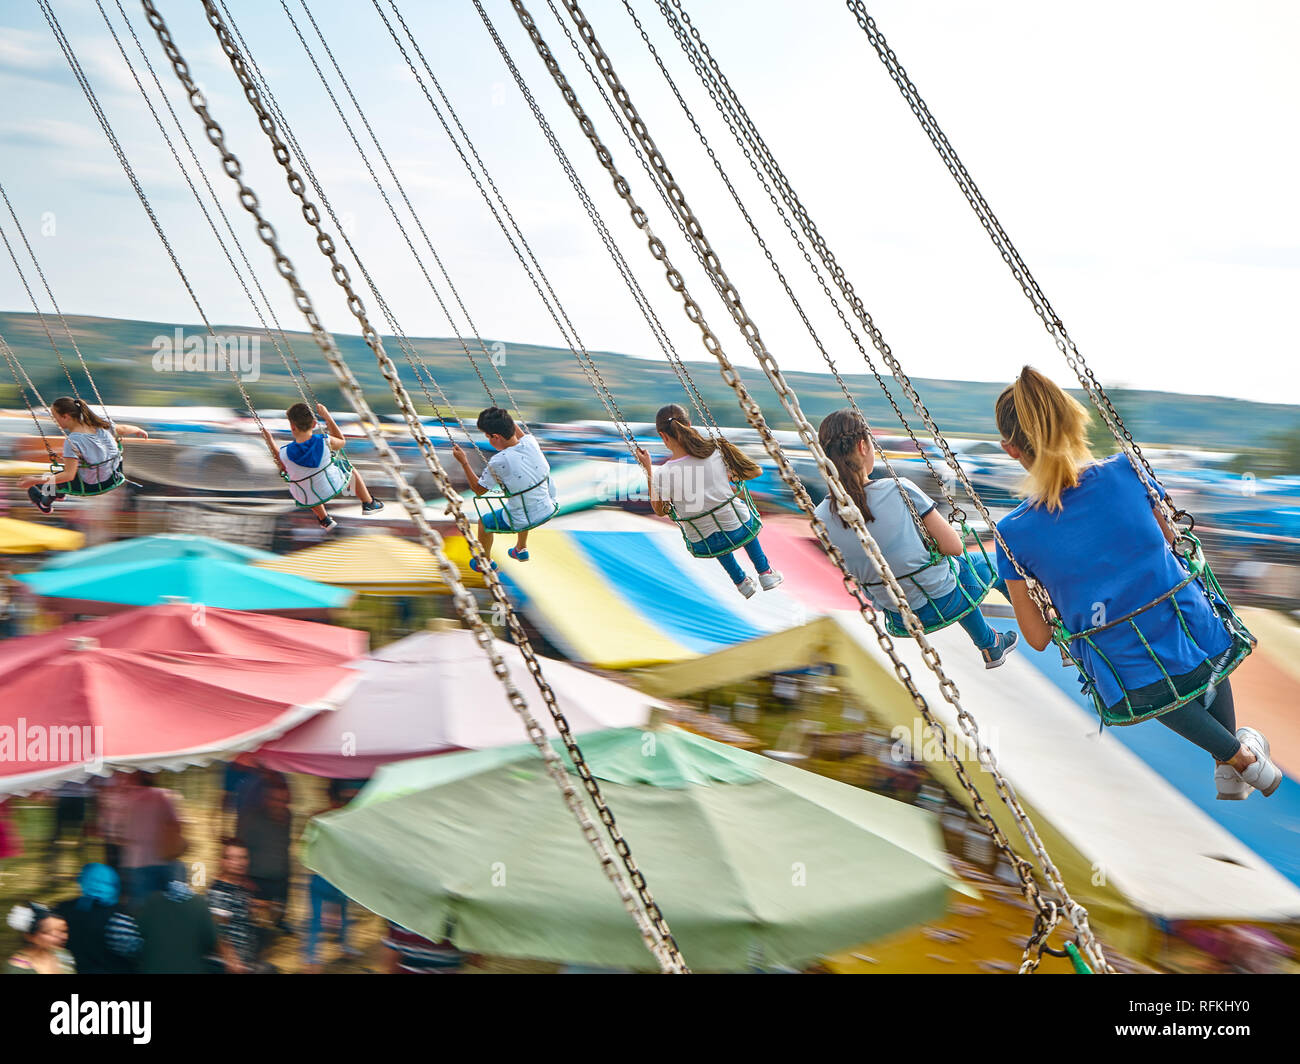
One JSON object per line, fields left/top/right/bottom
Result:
{"left": 63, "top": 426, "right": 119, "bottom": 485}
{"left": 995, "top": 453, "right": 1231, "bottom": 709}
{"left": 814, "top": 478, "right": 954, "bottom": 612}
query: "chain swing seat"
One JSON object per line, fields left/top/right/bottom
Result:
{"left": 1051, "top": 533, "right": 1256, "bottom": 727}
{"left": 50, "top": 441, "right": 129, "bottom": 497}
{"left": 670, "top": 482, "right": 762, "bottom": 559}
{"left": 283, "top": 448, "right": 354, "bottom": 508}
{"left": 471, "top": 473, "right": 558, "bottom": 533}
{"left": 862, "top": 521, "right": 997, "bottom": 637}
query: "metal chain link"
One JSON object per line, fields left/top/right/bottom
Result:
{"left": 845, "top": 2, "right": 1189, "bottom": 554}
{"left": 615, "top": 0, "right": 936, "bottom": 548}
{"left": 37, "top": 0, "right": 270, "bottom": 440}
{"left": 509, "top": 0, "right": 1112, "bottom": 972}
{"left": 659, "top": 0, "right": 1057, "bottom": 622}
{"left": 142, "top": 0, "right": 685, "bottom": 974}
{"left": 468, "top": 1, "right": 719, "bottom": 438}
{"left": 99, "top": 0, "right": 318, "bottom": 412}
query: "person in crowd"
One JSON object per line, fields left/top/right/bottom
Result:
{"left": 208, "top": 837, "right": 273, "bottom": 974}
{"left": 303, "top": 780, "right": 362, "bottom": 972}
{"left": 47, "top": 778, "right": 95, "bottom": 863}
{"left": 240, "top": 781, "right": 294, "bottom": 930}
{"left": 53, "top": 863, "right": 141, "bottom": 975}
{"left": 5, "top": 903, "right": 75, "bottom": 974}
{"left": 133, "top": 865, "right": 218, "bottom": 975}
{"left": 118, "top": 772, "right": 186, "bottom": 904}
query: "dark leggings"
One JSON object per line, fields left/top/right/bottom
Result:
{"left": 1154, "top": 679, "right": 1240, "bottom": 762}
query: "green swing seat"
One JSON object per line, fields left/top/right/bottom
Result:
{"left": 470, "top": 472, "right": 559, "bottom": 533}
{"left": 283, "top": 449, "right": 355, "bottom": 508}
{"left": 669, "top": 482, "right": 762, "bottom": 559}
{"left": 863, "top": 523, "right": 997, "bottom": 638}
{"left": 48, "top": 441, "right": 128, "bottom": 498}
{"left": 1051, "top": 533, "right": 1256, "bottom": 727}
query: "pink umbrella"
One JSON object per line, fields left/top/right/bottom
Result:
{"left": 0, "top": 607, "right": 366, "bottom": 795}
{"left": 256, "top": 626, "right": 665, "bottom": 777}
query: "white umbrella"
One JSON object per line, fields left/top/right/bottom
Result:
{"left": 255, "top": 625, "right": 661, "bottom": 776}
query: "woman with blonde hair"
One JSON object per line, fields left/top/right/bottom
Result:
{"left": 994, "top": 366, "right": 1279, "bottom": 799}
{"left": 636, "top": 404, "right": 782, "bottom": 598}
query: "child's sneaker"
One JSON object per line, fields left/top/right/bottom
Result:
{"left": 318, "top": 514, "right": 338, "bottom": 531}
{"left": 758, "top": 569, "right": 784, "bottom": 591}
{"left": 27, "top": 486, "right": 54, "bottom": 514}
{"left": 1214, "top": 762, "right": 1250, "bottom": 801}
{"left": 361, "top": 498, "right": 384, "bottom": 514}
{"left": 469, "top": 556, "right": 498, "bottom": 574}
{"left": 735, "top": 576, "right": 758, "bottom": 599}
{"left": 980, "top": 629, "right": 1019, "bottom": 670}
{"left": 1237, "top": 727, "right": 1282, "bottom": 797}
{"left": 508, "top": 547, "right": 529, "bottom": 562}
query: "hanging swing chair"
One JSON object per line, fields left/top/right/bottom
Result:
{"left": 48, "top": 440, "right": 129, "bottom": 498}
{"left": 668, "top": 481, "right": 763, "bottom": 559}
{"left": 861, "top": 520, "right": 998, "bottom": 637}
{"left": 1051, "top": 533, "right": 1256, "bottom": 726}
{"left": 470, "top": 472, "right": 559, "bottom": 533}
{"left": 283, "top": 448, "right": 355, "bottom": 509}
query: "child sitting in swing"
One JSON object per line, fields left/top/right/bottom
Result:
{"left": 815, "top": 409, "right": 1018, "bottom": 667}
{"left": 19, "top": 397, "right": 148, "bottom": 513}
{"left": 262, "top": 402, "right": 383, "bottom": 531}
{"left": 451, "top": 406, "right": 557, "bottom": 571}
{"left": 635, "top": 403, "right": 782, "bottom": 598}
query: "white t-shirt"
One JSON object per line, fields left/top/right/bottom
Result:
{"left": 483, "top": 434, "right": 557, "bottom": 529}
{"left": 814, "top": 477, "right": 956, "bottom": 612}
{"left": 652, "top": 450, "right": 751, "bottom": 542}
{"left": 279, "top": 434, "right": 350, "bottom": 506}
{"left": 63, "top": 426, "right": 120, "bottom": 485}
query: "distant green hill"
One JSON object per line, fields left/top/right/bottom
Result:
{"left": 0, "top": 311, "right": 1294, "bottom": 451}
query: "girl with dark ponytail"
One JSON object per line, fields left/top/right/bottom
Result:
{"left": 635, "top": 404, "right": 782, "bottom": 597}
{"left": 17, "top": 397, "right": 147, "bottom": 514}
{"left": 993, "top": 366, "right": 1280, "bottom": 798}
{"left": 815, "top": 409, "right": 1018, "bottom": 665}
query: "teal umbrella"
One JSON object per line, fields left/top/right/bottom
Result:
{"left": 37, "top": 533, "right": 277, "bottom": 571}
{"left": 15, "top": 553, "right": 352, "bottom": 612}
{"left": 305, "top": 727, "right": 971, "bottom": 971}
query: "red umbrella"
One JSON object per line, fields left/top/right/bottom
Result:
{"left": 0, "top": 607, "right": 366, "bottom": 795}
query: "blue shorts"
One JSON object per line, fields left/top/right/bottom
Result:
{"left": 480, "top": 508, "right": 513, "bottom": 533}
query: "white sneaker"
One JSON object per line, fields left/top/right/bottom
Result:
{"left": 736, "top": 576, "right": 758, "bottom": 599}
{"left": 1214, "top": 762, "right": 1250, "bottom": 801}
{"left": 1237, "top": 727, "right": 1282, "bottom": 797}
{"left": 758, "top": 570, "right": 784, "bottom": 591}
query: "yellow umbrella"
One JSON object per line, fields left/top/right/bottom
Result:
{"left": 256, "top": 532, "right": 485, "bottom": 594}
{"left": 0, "top": 517, "right": 85, "bottom": 555}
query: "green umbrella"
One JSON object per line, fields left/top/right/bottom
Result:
{"left": 37, "top": 533, "right": 277, "bottom": 571}
{"left": 304, "top": 727, "right": 971, "bottom": 971}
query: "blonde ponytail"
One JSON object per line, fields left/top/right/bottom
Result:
{"left": 995, "top": 366, "right": 1094, "bottom": 512}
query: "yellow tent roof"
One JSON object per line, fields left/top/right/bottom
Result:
{"left": 0, "top": 460, "right": 54, "bottom": 478}
{"left": 0, "top": 517, "right": 85, "bottom": 555}
{"left": 255, "top": 532, "right": 485, "bottom": 594}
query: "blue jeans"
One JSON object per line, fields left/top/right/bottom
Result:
{"left": 305, "top": 874, "right": 349, "bottom": 963}
{"left": 689, "top": 520, "right": 770, "bottom": 584}
{"left": 885, "top": 553, "right": 1006, "bottom": 650}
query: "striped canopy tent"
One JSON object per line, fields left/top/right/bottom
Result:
{"left": 486, "top": 511, "right": 1299, "bottom": 962}
{"left": 255, "top": 532, "right": 486, "bottom": 594}
{"left": 0, "top": 517, "right": 85, "bottom": 554}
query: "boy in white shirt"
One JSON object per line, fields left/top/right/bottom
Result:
{"left": 452, "top": 407, "right": 557, "bottom": 570}
{"left": 262, "top": 402, "right": 383, "bottom": 531}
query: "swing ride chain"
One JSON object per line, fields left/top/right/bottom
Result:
{"left": 215, "top": 0, "right": 473, "bottom": 454}
{"left": 845, "top": 2, "right": 1192, "bottom": 553}
{"left": 373, "top": 0, "right": 643, "bottom": 449}
{"left": 36, "top": 0, "right": 270, "bottom": 443}
{"left": 0, "top": 189, "right": 84, "bottom": 405}
{"left": 1019, "top": 900, "right": 1062, "bottom": 974}
{"left": 282, "top": 0, "right": 503, "bottom": 414}
{"left": 472, "top": 0, "right": 719, "bottom": 439}
{"left": 665, "top": 0, "right": 1060, "bottom": 616}
{"left": 99, "top": 0, "right": 318, "bottom": 412}
{"left": 143, "top": 0, "right": 686, "bottom": 974}
{"left": 505, "top": 0, "right": 1111, "bottom": 973}
{"left": 0, "top": 332, "right": 60, "bottom": 463}
{"left": 614, "top": 0, "right": 937, "bottom": 550}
